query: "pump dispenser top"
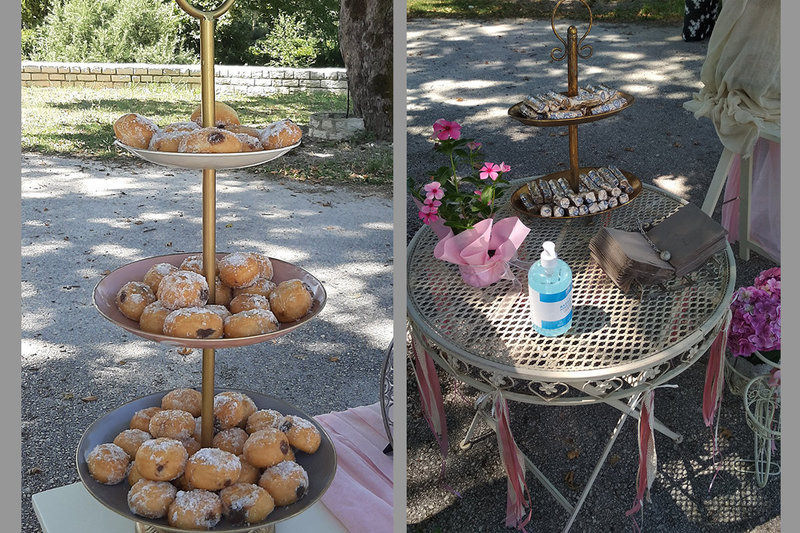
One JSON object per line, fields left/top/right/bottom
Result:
{"left": 541, "top": 241, "right": 557, "bottom": 270}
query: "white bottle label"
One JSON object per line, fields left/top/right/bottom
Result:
{"left": 529, "top": 283, "right": 572, "bottom": 329}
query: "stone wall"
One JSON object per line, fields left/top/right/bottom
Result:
{"left": 21, "top": 61, "right": 348, "bottom": 95}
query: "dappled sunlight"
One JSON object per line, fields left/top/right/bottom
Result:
{"left": 87, "top": 243, "right": 150, "bottom": 262}
{"left": 21, "top": 240, "right": 72, "bottom": 258}
{"left": 360, "top": 221, "right": 392, "bottom": 232}
{"left": 654, "top": 174, "right": 691, "bottom": 198}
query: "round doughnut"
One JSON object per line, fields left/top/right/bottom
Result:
{"left": 258, "top": 460, "right": 308, "bottom": 506}
{"left": 246, "top": 409, "right": 285, "bottom": 434}
{"left": 279, "top": 415, "right": 321, "bottom": 454}
{"left": 135, "top": 438, "right": 188, "bottom": 482}
{"left": 163, "top": 306, "right": 224, "bottom": 339}
{"left": 148, "top": 409, "right": 196, "bottom": 440}
{"left": 87, "top": 443, "right": 130, "bottom": 485}
{"left": 113, "top": 428, "right": 152, "bottom": 460}
{"left": 179, "top": 254, "right": 218, "bottom": 276}
{"left": 233, "top": 277, "right": 276, "bottom": 299}
{"left": 203, "top": 277, "right": 231, "bottom": 307}
{"left": 220, "top": 483, "right": 275, "bottom": 524}
{"left": 223, "top": 309, "right": 280, "bottom": 338}
{"left": 218, "top": 252, "right": 262, "bottom": 289}
{"left": 127, "top": 460, "right": 144, "bottom": 486}
{"left": 179, "top": 127, "right": 241, "bottom": 153}
{"left": 142, "top": 262, "right": 178, "bottom": 294}
{"left": 127, "top": 479, "right": 177, "bottom": 519}
{"left": 130, "top": 406, "right": 162, "bottom": 433}
{"left": 229, "top": 293, "right": 271, "bottom": 314}
{"left": 181, "top": 437, "right": 201, "bottom": 457}
{"left": 252, "top": 253, "right": 274, "bottom": 280}
{"left": 213, "top": 427, "right": 250, "bottom": 456}
{"left": 234, "top": 133, "right": 264, "bottom": 152}
{"left": 259, "top": 119, "right": 302, "bottom": 150}
{"left": 162, "top": 121, "right": 200, "bottom": 133}
{"left": 172, "top": 473, "right": 193, "bottom": 492}
{"left": 236, "top": 456, "right": 261, "bottom": 485}
{"left": 206, "top": 304, "right": 232, "bottom": 322}
{"left": 138, "top": 301, "right": 170, "bottom": 334}
{"left": 214, "top": 391, "right": 258, "bottom": 431}
{"left": 190, "top": 101, "right": 241, "bottom": 128}
{"left": 161, "top": 388, "right": 203, "bottom": 417}
{"left": 184, "top": 447, "right": 242, "bottom": 491}
{"left": 157, "top": 270, "right": 209, "bottom": 310}
{"left": 223, "top": 124, "right": 261, "bottom": 138}
{"left": 148, "top": 129, "right": 191, "bottom": 152}
{"left": 115, "top": 281, "right": 157, "bottom": 321}
{"left": 242, "top": 428, "right": 293, "bottom": 469}
{"left": 168, "top": 489, "right": 222, "bottom": 530}
{"left": 268, "top": 279, "right": 313, "bottom": 322}
{"left": 114, "top": 113, "right": 159, "bottom": 149}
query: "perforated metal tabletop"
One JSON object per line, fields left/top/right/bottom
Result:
{"left": 407, "top": 182, "right": 736, "bottom": 405}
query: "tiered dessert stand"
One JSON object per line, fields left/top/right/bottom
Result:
{"left": 79, "top": 1, "right": 335, "bottom": 531}
{"left": 507, "top": 0, "right": 640, "bottom": 219}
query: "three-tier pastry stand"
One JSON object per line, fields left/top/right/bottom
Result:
{"left": 78, "top": 2, "right": 335, "bottom": 532}
{"left": 507, "top": 0, "right": 640, "bottom": 218}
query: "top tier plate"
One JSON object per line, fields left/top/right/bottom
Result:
{"left": 114, "top": 139, "right": 300, "bottom": 170}
{"left": 508, "top": 91, "right": 634, "bottom": 127}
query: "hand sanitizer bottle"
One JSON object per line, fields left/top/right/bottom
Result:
{"left": 528, "top": 241, "right": 573, "bottom": 336}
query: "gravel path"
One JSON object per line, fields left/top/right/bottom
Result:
{"left": 405, "top": 18, "right": 780, "bottom": 533}
{"left": 20, "top": 153, "right": 393, "bottom": 532}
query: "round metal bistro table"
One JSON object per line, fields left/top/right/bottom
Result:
{"left": 407, "top": 182, "right": 736, "bottom": 532}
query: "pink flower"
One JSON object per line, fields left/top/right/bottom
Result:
{"left": 467, "top": 141, "right": 482, "bottom": 151}
{"left": 479, "top": 162, "right": 501, "bottom": 181}
{"left": 499, "top": 162, "right": 511, "bottom": 173}
{"left": 418, "top": 202, "right": 439, "bottom": 225}
{"left": 432, "top": 119, "right": 461, "bottom": 141}
{"left": 768, "top": 369, "right": 781, "bottom": 389}
{"left": 474, "top": 190, "right": 482, "bottom": 196}
{"left": 424, "top": 181, "right": 445, "bottom": 201}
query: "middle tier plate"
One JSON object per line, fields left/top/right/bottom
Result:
{"left": 93, "top": 253, "right": 326, "bottom": 348}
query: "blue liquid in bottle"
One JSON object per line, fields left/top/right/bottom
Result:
{"left": 528, "top": 241, "right": 573, "bottom": 336}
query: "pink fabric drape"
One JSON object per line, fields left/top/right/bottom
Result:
{"left": 493, "top": 392, "right": 532, "bottom": 531}
{"left": 316, "top": 403, "right": 393, "bottom": 533}
{"left": 720, "top": 138, "right": 780, "bottom": 261}
{"left": 626, "top": 390, "right": 657, "bottom": 532}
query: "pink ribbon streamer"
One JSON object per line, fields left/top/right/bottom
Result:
{"left": 702, "top": 310, "right": 732, "bottom": 490}
{"left": 433, "top": 217, "right": 531, "bottom": 287}
{"left": 410, "top": 334, "right": 460, "bottom": 497}
{"left": 493, "top": 392, "right": 532, "bottom": 531}
{"left": 626, "top": 389, "right": 657, "bottom": 532}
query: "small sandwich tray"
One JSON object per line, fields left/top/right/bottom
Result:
{"left": 76, "top": 389, "right": 337, "bottom": 533}
{"left": 114, "top": 140, "right": 301, "bottom": 170}
{"left": 508, "top": 91, "right": 634, "bottom": 127}
{"left": 93, "top": 253, "right": 326, "bottom": 349}
{"left": 510, "top": 166, "right": 642, "bottom": 220}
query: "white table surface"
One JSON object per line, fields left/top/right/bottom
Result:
{"left": 32, "top": 482, "right": 349, "bottom": 533}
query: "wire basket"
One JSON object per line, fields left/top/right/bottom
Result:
{"left": 743, "top": 373, "right": 781, "bottom": 487}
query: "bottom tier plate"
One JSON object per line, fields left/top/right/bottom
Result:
{"left": 76, "top": 389, "right": 337, "bottom": 533}
{"left": 509, "top": 167, "right": 642, "bottom": 219}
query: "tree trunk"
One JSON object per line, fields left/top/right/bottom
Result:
{"left": 338, "top": 0, "right": 393, "bottom": 141}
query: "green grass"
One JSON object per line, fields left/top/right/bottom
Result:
{"left": 407, "top": 0, "right": 685, "bottom": 23}
{"left": 21, "top": 84, "right": 347, "bottom": 159}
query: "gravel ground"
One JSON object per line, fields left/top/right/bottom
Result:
{"left": 20, "top": 152, "right": 393, "bottom": 532}
{"left": 405, "top": 18, "right": 781, "bottom": 533}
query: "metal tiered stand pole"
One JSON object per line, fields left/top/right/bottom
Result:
{"left": 174, "top": 0, "right": 234, "bottom": 450}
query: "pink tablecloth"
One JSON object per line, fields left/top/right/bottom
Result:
{"left": 315, "top": 402, "right": 393, "bottom": 533}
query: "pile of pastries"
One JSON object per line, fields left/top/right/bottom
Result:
{"left": 86, "top": 389, "right": 322, "bottom": 529}
{"left": 114, "top": 251, "right": 314, "bottom": 339}
{"left": 113, "top": 101, "right": 302, "bottom": 153}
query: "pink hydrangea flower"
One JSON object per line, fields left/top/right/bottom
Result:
{"left": 432, "top": 119, "right": 461, "bottom": 141}
{"left": 479, "top": 162, "right": 501, "bottom": 181}
{"left": 424, "top": 181, "right": 445, "bottom": 201}
{"left": 728, "top": 268, "right": 781, "bottom": 358}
